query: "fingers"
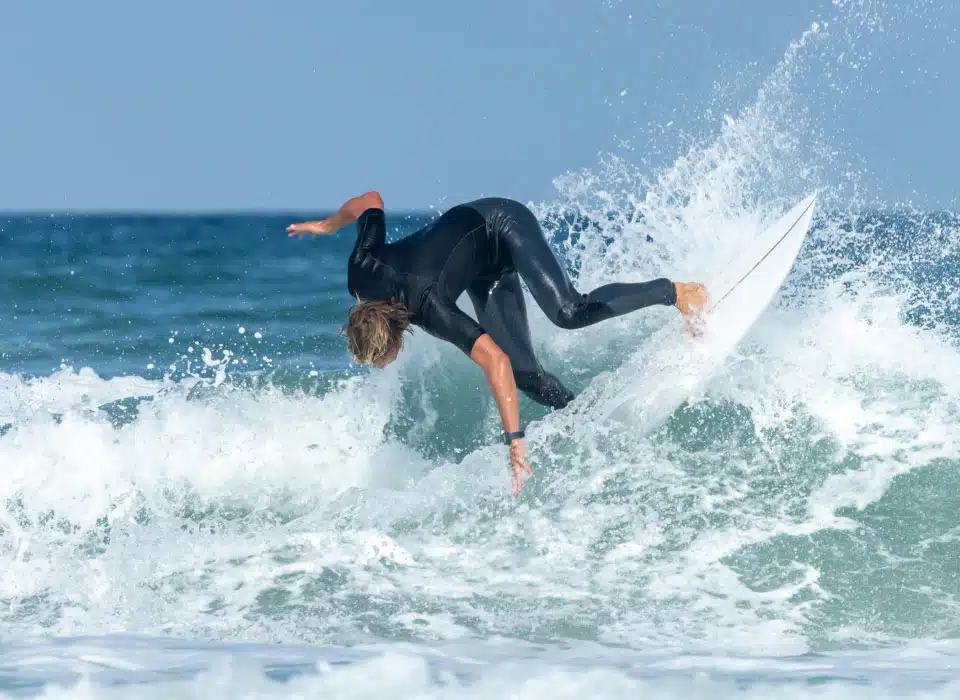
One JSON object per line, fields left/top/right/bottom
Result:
{"left": 286, "top": 222, "right": 318, "bottom": 238}
{"left": 511, "top": 456, "right": 533, "bottom": 499}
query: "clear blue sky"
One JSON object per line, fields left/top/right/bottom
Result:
{"left": 0, "top": 1, "right": 956, "bottom": 212}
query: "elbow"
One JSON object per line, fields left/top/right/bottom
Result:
{"left": 470, "top": 334, "right": 512, "bottom": 382}
{"left": 360, "top": 190, "right": 384, "bottom": 210}
{"left": 489, "top": 349, "right": 512, "bottom": 382}
{"left": 346, "top": 191, "right": 384, "bottom": 219}
{"left": 487, "top": 349, "right": 514, "bottom": 393}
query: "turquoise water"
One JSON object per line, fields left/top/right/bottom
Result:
{"left": 2, "top": 3, "right": 960, "bottom": 698}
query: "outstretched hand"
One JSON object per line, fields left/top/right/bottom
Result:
{"left": 286, "top": 219, "right": 338, "bottom": 238}
{"left": 509, "top": 439, "right": 533, "bottom": 498}
{"left": 287, "top": 191, "right": 383, "bottom": 239}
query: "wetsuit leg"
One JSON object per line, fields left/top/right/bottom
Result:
{"left": 467, "top": 272, "right": 575, "bottom": 410}
{"left": 482, "top": 199, "right": 677, "bottom": 329}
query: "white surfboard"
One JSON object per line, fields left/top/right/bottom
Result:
{"left": 594, "top": 193, "right": 818, "bottom": 429}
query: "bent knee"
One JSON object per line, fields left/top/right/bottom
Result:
{"left": 552, "top": 301, "right": 598, "bottom": 330}
{"left": 553, "top": 306, "right": 579, "bottom": 330}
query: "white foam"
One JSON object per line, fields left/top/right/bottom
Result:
{"left": 4, "top": 639, "right": 960, "bottom": 700}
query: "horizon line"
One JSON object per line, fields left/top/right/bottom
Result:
{"left": 0, "top": 203, "right": 955, "bottom": 218}
{"left": 0, "top": 207, "right": 440, "bottom": 218}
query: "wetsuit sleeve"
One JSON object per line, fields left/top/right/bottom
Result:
{"left": 418, "top": 295, "right": 486, "bottom": 357}
{"left": 354, "top": 208, "right": 386, "bottom": 250}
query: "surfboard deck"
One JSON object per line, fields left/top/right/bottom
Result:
{"left": 595, "top": 193, "right": 818, "bottom": 429}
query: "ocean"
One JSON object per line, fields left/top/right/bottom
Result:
{"left": 3, "top": 5, "right": 960, "bottom": 700}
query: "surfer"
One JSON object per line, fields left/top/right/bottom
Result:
{"left": 287, "top": 192, "right": 706, "bottom": 497}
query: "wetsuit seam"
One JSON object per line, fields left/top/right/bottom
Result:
{"left": 463, "top": 203, "right": 500, "bottom": 264}
{"left": 436, "top": 222, "right": 488, "bottom": 298}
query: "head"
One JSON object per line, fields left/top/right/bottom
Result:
{"left": 342, "top": 300, "right": 413, "bottom": 368}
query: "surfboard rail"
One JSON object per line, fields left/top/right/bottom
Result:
{"left": 595, "top": 193, "right": 819, "bottom": 428}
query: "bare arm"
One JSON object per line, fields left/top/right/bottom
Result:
{"left": 470, "top": 334, "right": 532, "bottom": 497}
{"left": 471, "top": 334, "right": 521, "bottom": 434}
{"left": 286, "top": 191, "right": 384, "bottom": 237}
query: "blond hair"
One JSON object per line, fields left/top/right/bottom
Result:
{"left": 342, "top": 300, "right": 413, "bottom": 365}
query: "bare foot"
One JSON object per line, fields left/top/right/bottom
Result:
{"left": 674, "top": 282, "right": 708, "bottom": 337}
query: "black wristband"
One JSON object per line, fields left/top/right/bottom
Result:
{"left": 502, "top": 430, "right": 525, "bottom": 445}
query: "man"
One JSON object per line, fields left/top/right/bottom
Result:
{"left": 287, "top": 192, "right": 707, "bottom": 497}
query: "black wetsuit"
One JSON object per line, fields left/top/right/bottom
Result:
{"left": 347, "top": 197, "right": 677, "bottom": 409}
